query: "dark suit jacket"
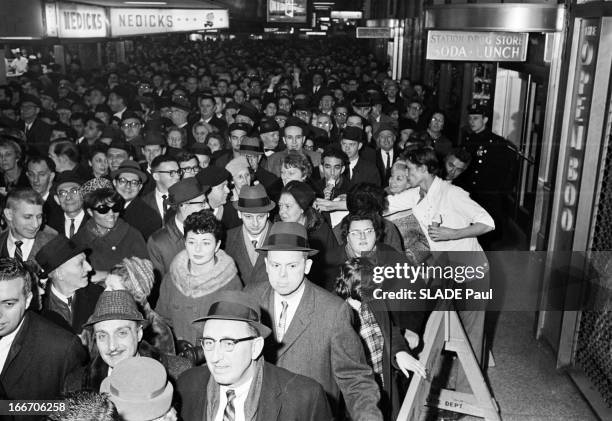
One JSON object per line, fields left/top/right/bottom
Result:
{"left": 46, "top": 211, "right": 89, "bottom": 238}
{"left": 224, "top": 223, "right": 270, "bottom": 286}
{"left": 221, "top": 201, "right": 241, "bottom": 230}
{"left": 147, "top": 217, "right": 184, "bottom": 280}
{"left": 141, "top": 190, "right": 164, "bottom": 225}
{"left": 19, "top": 118, "right": 52, "bottom": 145}
{"left": 211, "top": 149, "right": 234, "bottom": 169}
{"left": 177, "top": 361, "right": 332, "bottom": 421}
{"left": 246, "top": 280, "right": 382, "bottom": 421}
{"left": 123, "top": 197, "right": 163, "bottom": 240}
{"left": 0, "top": 227, "right": 57, "bottom": 262}
{"left": 0, "top": 312, "right": 86, "bottom": 421}
{"left": 348, "top": 157, "right": 381, "bottom": 188}
{"left": 40, "top": 282, "right": 104, "bottom": 335}
{"left": 375, "top": 147, "right": 400, "bottom": 188}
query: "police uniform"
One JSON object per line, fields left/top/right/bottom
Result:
{"left": 459, "top": 104, "right": 518, "bottom": 248}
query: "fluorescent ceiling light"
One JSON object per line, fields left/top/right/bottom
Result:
{"left": 124, "top": 2, "right": 168, "bottom": 5}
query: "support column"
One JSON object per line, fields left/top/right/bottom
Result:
{"left": 78, "top": 43, "right": 100, "bottom": 70}
{"left": 115, "top": 41, "right": 126, "bottom": 63}
{"left": 53, "top": 44, "right": 66, "bottom": 74}
{"left": 0, "top": 48, "right": 7, "bottom": 86}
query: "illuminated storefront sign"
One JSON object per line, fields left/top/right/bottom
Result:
{"left": 46, "top": 2, "right": 107, "bottom": 38}
{"left": 109, "top": 8, "right": 229, "bottom": 37}
{"left": 556, "top": 19, "right": 599, "bottom": 244}
{"left": 426, "top": 30, "right": 528, "bottom": 62}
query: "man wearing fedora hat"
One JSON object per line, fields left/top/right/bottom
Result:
{"left": 224, "top": 185, "right": 275, "bottom": 286}
{"left": 112, "top": 159, "right": 162, "bottom": 240}
{"left": 195, "top": 166, "right": 237, "bottom": 228}
{"left": 101, "top": 357, "right": 176, "bottom": 421}
{"left": 0, "top": 258, "right": 86, "bottom": 420}
{"left": 341, "top": 126, "right": 381, "bottom": 188}
{"left": 177, "top": 290, "right": 332, "bottom": 421}
{"left": 47, "top": 170, "right": 89, "bottom": 238}
{"left": 147, "top": 177, "right": 210, "bottom": 281}
{"left": 37, "top": 236, "right": 103, "bottom": 335}
{"left": 247, "top": 222, "right": 383, "bottom": 421}
{"left": 66, "top": 290, "right": 191, "bottom": 393}
{"left": 239, "top": 136, "right": 282, "bottom": 201}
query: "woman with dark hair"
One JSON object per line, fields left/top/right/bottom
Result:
{"left": 155, "top": 209, "right": 242, "bottom": 345}
{"left": 0, "top": 138, "right": 29, "bottom": 194}
{"left": 72, "top": 188, "right": 148, "bottom": 275}
{"left": 415, "top": 110, "right": 453, "bottom": 159}
{"left": 335, "top": 257, "right": 426, "bottom": 421}
{"left": 276, "top": 180, "right": 338, "bottom": 283}
{"left": 204, "top": 132, "right": 226, "bottom": 154}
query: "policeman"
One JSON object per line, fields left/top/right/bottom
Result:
{"left": 459, "top": 103, "right": 518, "bottom": 248}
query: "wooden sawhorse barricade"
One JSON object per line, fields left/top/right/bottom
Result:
{"left": 397, "top": 311, "right": 501, "bottom": 420}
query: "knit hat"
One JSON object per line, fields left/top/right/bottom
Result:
{"left": 84, "top": 290, "right": 145, "bottom": 327}
{"left": 282, "top": 180, "right": 315, "bottom": 211}
{"left": 225, "top": 156, "right": 250, "bottom": 179}
{"left": 116, "top": 257, "right": 154, "bottom": 305}
{"left": 100, "top": 357, "right": 173, "bottom": 421}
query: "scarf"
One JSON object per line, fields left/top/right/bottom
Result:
{"left": 169, "top": 249, "right": 238, "bottom": 298}
{"left": 206, "top": 358, "right": 265, "bottom": 421}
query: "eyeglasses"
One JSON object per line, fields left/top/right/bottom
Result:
{"left": 115, "top": 177, "right": 143, "bottom": 188}
{"left": 348, "top": 228, "right": 376, "bottom": 238}
{"left": 180, "top": 166, "right": 200, "bottom": 175}
{"left": 198, "top": 336, "right": 257, "bottom": 352}
{"left": 155, "top": 169, "right": 182, "bottom": 177}
{"left": 57, "top": 187, "right": 80, "bottom": 198}
{"left": 93, "top": 203, "right": 123, "bottom": 214}
{"left": 121, "top": 122, "right": 141, "bottom": 128}
{"left": 335, "top": 112, "right": 348, "bottom": 116}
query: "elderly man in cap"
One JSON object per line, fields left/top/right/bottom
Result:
{"left": 373, "top": 122, "right": 400, "bottom": 188}
{"left": 177, "top": 290, "right": 332, "bottom": 421}
{"left": 102, "top": 357, "right": 177, "bottom": 421}
{"left": 0, "top": 257, "right": 86, "bottom": 421}
{"left": 47, "top": 171, "right": 88, "bottom": 238}
{"left": 264, "top": 117, "right": 321, "bottom": 178}
{"left": 259, "top": 119, "right": 281, "bottom": 156}
{"left": 224, "top": 185, "right": 274, "bottom": 286}
{"left": 18, "top": 93, "right": 52, "bottom": 145}
{"left": 37, "top": 235, "right": 103, "bottom": 335}
{"left": 247, "top": 222, "right": 383, "bottom": 421}
{"left": 66, "top": 290, "right": 191, "bottom": 392}
{"left": 239, "top": 136, "right": 282, "bottom": 201}
{"left": 112, "top": 160, "right": 162, "bottom": 240}
{"left": 196, "top": 166, "right": 237, "bottom": 228}
{"left": 147, "top": 177, "right": 209, "bottom": 280}
{"left": 341, "top": 126, "right": 381, "bottom": 188}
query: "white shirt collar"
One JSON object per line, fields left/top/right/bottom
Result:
{"left": 51, "top": 284, "right": 73, "bottom": 306}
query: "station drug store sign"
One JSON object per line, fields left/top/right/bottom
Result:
{"left": 427, "top": 30, "right": 528, "bottom": 62}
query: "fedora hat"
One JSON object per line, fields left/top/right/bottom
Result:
{"left": 84, "top": 290, "right": 145, "bottom": 327}
{"left": 100, "top": 357, "right": 173, "bottom": 421}
{"left": 110, "top": 159, "right": 148, "bottom": 184}
{"left": 36, "top": 237, "right": 88, "bottom": 276}
{"left": 256, "top": 221, "right": 318, "bottom": 256}
{"left": 193, "top": 290, "right": 271, "bottom": 338}
{"left": 168, "top": 177, "right": 209, "bottom": 206}
{"left": 233, "top": 184, "right": 275, "bottom": 213}
{"left": 239, "top": 137, "right": 264, "bottom": 155}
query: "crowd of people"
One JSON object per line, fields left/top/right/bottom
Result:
{"left": 0, "top": 38, "right": 518, "bottom": 421}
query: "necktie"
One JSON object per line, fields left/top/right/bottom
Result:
{"left": 251, "top": 239, "right": 258, "bottom": 249}
{"left": 67, "top": 296, "right": 73, "bottom": 313}
{"left": 277, "top": 300, "right": 289, "bottom": 342}
{"left": 385, "top": 152, "right": 391, "bottom": 171}
{"left": 161, "top": 194, "right": 168, "bottom": 216}
{"left": 223, "top": 389, "right": 236, "bottom": 421}
{"left": 14, "top": 241, "right": 23, "bottom": 263}
{"left": 69, "top": 218, "right": 76, "bottom": 238}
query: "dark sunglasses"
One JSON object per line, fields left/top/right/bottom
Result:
{"left": 93, "top": 203, "right": 122, "bottom": 214}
